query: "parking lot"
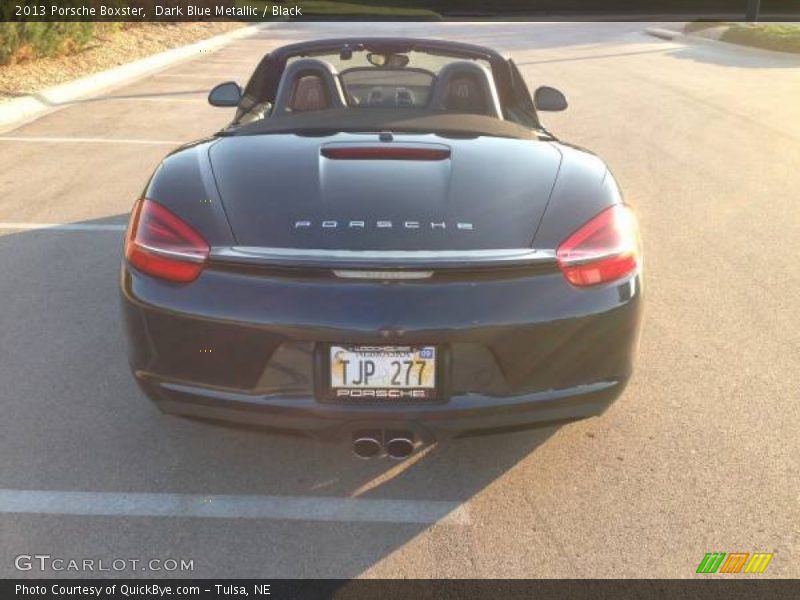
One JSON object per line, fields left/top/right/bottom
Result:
{"left": 0, "top": 22, "right": 798, "bottom": 577}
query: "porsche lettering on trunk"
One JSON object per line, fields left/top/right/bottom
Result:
{"left": 293, "top": 220, "right": 475, "bottom": 231}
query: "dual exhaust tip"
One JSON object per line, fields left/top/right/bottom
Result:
{"left": 353, "top": 430, "right": 416, "bottom": 460}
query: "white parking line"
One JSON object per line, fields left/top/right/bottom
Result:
{"left": 0, "top": 223, "right": 126, "bottom": 232}
{"left": 92, "top": 97, "right": 204, "bottom": 103}
{"left": 0, "top": 489, "right": 470, "bottom": 525}
{"left": 0, "top": 136, "right": 184, "bottom": 145}
{"left": 156, "top": 74, "right": 232, "bottom": 79}
{"left": 200, "top": 60, "right": 255, "bottom": 65}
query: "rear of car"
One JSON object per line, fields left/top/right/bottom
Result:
{"left": 121, "top": 136, "right": 641, "bottom": 443}
{"left": 120, "top": 39, "right": 643, "bottom": 455}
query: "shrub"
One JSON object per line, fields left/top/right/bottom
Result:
{"left": 0, "top": 22, "right": 98, "bottom": 65}
{"left": 0, "top": 0, "right": 125, "bottom": 65}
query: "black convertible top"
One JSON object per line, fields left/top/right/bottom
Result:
{"left": 227, "top": 108, "right": 539, "bottom": 140}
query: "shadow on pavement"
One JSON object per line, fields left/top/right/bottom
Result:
{"left": 0, "top": 214, "right": 565, "bottom": 577}
{"left": 246, "top": 21, "right": 655, "bottom": 51}
{"left": 514, "top": 46, "right": 671, "bottom": 66}
{"left": 72, "top": 90, "right": 211, "bottom": 104}
{"left": 668, "top": 42, "right": 800, "bottom": 68}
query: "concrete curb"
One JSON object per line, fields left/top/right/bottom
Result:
{"left": 0, "top": 23, "right": 267, "bottom": 133}
{"left": 644, "top": 26, "right": 800, "bottom": 59}
{"left": 644, "top": 27, "right": 680, "bottom": 41}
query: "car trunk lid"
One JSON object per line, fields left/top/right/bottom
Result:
{"left": 208, "top": 132, "right": 562, "bottom": 252}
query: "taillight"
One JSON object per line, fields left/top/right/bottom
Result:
{"left": 124, "top": 199, "right": 209, "bottom": 283}
{"left": 556, "top": 204, "right": 641, "bottom": 287}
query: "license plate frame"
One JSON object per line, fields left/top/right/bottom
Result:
{"left": 319, "top": 344, "right": 444, "bottom": 402}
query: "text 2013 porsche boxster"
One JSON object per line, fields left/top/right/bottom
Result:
{"left": 120, "top": 38, "right": 643, "bottom": 459}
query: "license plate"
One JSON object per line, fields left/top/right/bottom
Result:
{"left": 329, "top": 345, "right": 436, "bottom": 400}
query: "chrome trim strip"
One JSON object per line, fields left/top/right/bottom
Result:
{"left": 333, "top": 270, "right": 434, "bottom": 279}
{"left": 210, "top": 247, "right": 557, "bottom": 269}
{"left": 558, "top": 250, "right": 628, "bottom": 266}
{"left": 137, "top": 243, "right": 207, "bottom": 263}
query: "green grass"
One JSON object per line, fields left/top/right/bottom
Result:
{"left": 683, "top": 21, "right": 724, "bottom": 34}
{"left": 239, "top": 1, "right": 440, "bottom": 19}
{"left": 722, "top": 23, "right": 800, "bottom": 54}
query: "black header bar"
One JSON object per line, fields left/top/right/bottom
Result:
{"left": 4, "top": 579, "right": 800, "bottom": 600}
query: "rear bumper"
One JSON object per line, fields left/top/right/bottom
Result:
{"left": 135, "top": 373, "right": 624, "bottom": 441}
{"left": 121, "top": 262, "right": 642, "bottom": 441}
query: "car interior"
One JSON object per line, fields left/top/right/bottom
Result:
{"left": 272, "top": 58, "right": 348, "bottom": 115}
{"left": 270, "top": 55, "right": 503, "bottom": 118}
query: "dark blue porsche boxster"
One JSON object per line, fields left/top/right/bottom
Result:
{"left": 120, "top": 38, "right": 643, "bottom": 459}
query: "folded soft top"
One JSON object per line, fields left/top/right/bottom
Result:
{"left": 228, "top": 108, "right": 539, "bottom": 140}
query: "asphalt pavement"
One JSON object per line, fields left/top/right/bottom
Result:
{"left": 0, "top": 22, "right": 798, "bottom": 578}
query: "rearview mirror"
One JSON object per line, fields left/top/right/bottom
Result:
{"left": 534, "top": 86, "right": 568, "bottom": 112}
{"left": 367, "top": 53, "right": 387, "bottom": 67}
{"left": 367, "top": 53, "right": 410, "bottom": 68}
{"left": 208, "top": 81, "right": 241, "bottom": 107}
